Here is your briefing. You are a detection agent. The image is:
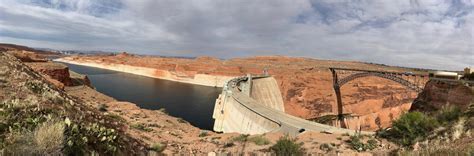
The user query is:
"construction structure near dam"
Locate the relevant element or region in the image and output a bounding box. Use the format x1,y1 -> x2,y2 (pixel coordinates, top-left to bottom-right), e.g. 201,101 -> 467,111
212,75 -> 370,136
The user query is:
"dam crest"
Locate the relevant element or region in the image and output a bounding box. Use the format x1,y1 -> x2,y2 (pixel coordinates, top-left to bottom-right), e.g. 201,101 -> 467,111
212,74 -> 372,136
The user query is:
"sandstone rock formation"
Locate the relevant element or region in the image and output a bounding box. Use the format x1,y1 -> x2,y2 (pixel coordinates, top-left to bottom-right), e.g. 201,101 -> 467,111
59,54 -> 427,131
26,62 -> 73,86
411,80 -> 474,112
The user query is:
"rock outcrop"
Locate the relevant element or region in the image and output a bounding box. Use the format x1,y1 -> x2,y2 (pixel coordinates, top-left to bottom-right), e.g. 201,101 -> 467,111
26,62 -> 73,86
411,80 -> 474,112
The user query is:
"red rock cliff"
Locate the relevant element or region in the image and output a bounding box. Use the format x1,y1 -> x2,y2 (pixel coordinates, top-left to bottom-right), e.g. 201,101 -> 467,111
411,80 -> 474,111
26,62 -> 73,86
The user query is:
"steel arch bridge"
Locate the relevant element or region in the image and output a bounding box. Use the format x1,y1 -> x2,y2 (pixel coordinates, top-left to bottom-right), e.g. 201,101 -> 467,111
329,68 -> 428,128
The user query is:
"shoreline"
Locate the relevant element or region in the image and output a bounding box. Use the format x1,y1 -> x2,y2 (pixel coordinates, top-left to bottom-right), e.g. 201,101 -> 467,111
55,57 -> 235,87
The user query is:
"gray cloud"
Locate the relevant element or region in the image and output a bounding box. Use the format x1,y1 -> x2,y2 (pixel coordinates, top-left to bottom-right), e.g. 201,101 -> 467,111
0,0 -> 472,70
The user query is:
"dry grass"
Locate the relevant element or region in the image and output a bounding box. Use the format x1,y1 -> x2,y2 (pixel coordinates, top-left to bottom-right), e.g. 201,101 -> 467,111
451,117 -> 466,141
4,120 -> 65,155
34,120 -> 65,155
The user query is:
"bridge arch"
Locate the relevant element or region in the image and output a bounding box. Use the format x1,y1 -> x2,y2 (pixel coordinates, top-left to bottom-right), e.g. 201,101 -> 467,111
337,72 -> 422,92
329,68 -> 427,128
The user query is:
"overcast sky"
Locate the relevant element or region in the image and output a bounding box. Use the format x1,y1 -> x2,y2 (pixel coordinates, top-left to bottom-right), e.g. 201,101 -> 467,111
0,0 -> 472,70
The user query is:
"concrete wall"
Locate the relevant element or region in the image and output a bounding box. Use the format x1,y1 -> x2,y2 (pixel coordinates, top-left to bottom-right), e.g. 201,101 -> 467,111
250,78 -> 285,112
213,75 -> 373,136
213,90 -> 281,134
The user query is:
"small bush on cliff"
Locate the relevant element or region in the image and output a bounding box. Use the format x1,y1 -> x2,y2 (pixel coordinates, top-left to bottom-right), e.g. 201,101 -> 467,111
378,111 -> 439,147
34,120 -> 65,155
130,123 -> 153,132
465,104 -> 474,118
249,135 -> 270,145
319,143 -> 333,152
98,104 -> 108,112
198,131 -> 209,137
177,118 -> 187,123
64,121 -> 121,155
25,81 -> 46,94
270,136 -> 304,156
347,135 -> 377,152
232,134 -> 249,142
436,106 -> 463,125
150,143 -> 166,153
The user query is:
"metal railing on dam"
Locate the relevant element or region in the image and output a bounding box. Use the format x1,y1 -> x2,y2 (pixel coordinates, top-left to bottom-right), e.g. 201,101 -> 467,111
212,74 -> 373,136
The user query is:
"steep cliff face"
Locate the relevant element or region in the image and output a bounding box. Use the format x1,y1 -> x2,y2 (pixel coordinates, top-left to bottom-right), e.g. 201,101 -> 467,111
69,70 -> 92,87
411,80 -> 474,112
275,69 -> 418,131
26,62 -> 73,86
340,78 -> 417,130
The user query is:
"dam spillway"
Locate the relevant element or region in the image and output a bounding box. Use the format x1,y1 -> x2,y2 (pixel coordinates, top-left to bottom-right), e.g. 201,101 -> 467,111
213,75 -> 284,134
213,75 -> 373,136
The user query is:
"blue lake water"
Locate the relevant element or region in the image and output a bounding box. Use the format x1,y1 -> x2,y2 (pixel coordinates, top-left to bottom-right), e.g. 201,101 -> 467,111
64,63 -> 221,130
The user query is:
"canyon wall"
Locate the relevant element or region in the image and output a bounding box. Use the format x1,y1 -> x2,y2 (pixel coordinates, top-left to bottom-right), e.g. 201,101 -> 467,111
57,54 -> 425,131
55,58 -> 234,87
275,69 -> 418,131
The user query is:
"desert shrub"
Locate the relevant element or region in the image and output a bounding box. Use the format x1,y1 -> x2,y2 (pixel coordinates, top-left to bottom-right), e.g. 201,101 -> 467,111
98,104 -> 108,112
319,143 -> 333,152
106,113 -> 126,123
436,106 -> 463,125
3,131 -> 36,155
248,135 -> 270,145
158,108 -> 167,114
64,122 -> 120,155
466,104 -> 474,118
25,81 -> 46,94
150,143 -> 166,153
130,123 -> 153,132
348,135 -> 377,152
223,142 -> 235,148
232,134 -> 249,142
270,136 -> 304,156
198,131 -> 209,137
148,123 -> 161,128
3,119 -> 64,155
177,118 -> 187,123
378,111 -> 439,147
34,120 -> 65,155
366,139 -> 377,149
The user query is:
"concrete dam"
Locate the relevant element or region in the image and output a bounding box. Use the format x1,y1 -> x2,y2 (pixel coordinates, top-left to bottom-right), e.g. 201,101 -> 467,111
212,75 -> 372,136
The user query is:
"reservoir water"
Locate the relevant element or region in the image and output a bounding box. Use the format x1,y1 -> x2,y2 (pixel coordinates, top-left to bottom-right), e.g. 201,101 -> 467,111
64,63 -> 221,130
